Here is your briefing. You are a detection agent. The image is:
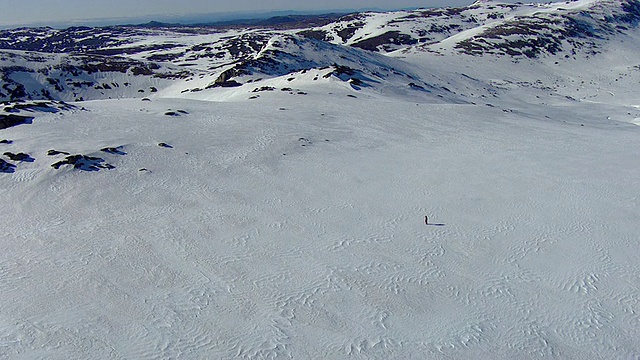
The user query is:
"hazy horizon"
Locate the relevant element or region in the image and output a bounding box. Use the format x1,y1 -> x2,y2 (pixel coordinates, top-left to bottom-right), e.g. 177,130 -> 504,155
1,0 -> 522,28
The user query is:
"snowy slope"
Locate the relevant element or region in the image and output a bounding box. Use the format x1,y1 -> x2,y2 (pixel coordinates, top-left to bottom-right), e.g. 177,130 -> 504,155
2,0 -> 640,104
1,0 -> 640,358
1,89 -> 639,359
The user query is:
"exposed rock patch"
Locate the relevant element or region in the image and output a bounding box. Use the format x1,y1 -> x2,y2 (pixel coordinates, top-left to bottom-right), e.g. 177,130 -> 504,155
51,154 -> 115,171
3,152 -> 34,162
0,158 -> 15,173
100,146 -> 126,155
47,149 -> 70,156
0,114 -> 33,130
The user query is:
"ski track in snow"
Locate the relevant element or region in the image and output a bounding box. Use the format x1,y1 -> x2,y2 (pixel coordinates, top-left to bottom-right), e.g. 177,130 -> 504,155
1,93 -> 640,359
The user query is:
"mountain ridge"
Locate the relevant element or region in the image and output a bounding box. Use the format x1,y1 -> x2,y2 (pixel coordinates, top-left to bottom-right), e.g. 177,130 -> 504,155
1,0 -> 639,103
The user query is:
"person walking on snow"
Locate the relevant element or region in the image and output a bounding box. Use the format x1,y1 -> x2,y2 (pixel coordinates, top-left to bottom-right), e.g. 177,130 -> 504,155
424,215 -> 428,225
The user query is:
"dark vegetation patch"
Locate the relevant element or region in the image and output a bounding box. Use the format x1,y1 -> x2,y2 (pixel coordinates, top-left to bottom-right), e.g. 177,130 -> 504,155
454,2 -> 640,58
71,56 -> 162,75
336,13 -> 367,23
455,17 -> 571,57
147,52 -> 185,62
0,26 -> 134,53
336,26 -> 361,42
1,51 -> 185,101
297,29 -> 334,42
152,70 -> 192,80
218,33 -> 270,58
87,43 -> 180,57
352,31 -> 418,52
0,66 -> 32,100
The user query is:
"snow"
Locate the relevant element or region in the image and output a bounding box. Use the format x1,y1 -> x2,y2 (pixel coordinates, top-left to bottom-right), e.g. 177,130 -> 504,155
1,83 -> 640,358
1,0 -> 640,357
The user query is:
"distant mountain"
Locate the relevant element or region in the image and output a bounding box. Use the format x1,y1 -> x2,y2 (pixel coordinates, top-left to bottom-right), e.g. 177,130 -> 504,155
136,21 -> 183,28
192,14 -> 346,30
304,0 -> 640,55
1,0 -> 639,102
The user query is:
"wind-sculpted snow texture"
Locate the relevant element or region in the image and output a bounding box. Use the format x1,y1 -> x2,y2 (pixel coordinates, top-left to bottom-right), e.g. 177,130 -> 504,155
1,0 -> 640,358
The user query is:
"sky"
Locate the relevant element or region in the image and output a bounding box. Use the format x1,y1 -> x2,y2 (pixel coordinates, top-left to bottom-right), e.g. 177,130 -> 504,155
0,0 -> 519,28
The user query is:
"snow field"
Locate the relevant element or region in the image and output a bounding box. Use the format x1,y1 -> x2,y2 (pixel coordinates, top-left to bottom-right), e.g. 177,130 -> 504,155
1,91 -> 639,358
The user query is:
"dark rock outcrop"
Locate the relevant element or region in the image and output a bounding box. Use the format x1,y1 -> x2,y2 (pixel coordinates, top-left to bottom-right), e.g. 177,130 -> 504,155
3,152 -> 34,162
47,149 -> 70,156
100,147 -> 126,155
51,154 -> 115,171
0,158 -> 16,173
352,31 -> 418,52
0,114 -> 33,130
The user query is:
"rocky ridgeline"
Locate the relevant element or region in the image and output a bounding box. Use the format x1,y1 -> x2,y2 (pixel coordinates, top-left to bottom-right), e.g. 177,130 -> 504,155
451,0 -> 640,58
0,51 -> 191,101
0,0 -> 639,102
